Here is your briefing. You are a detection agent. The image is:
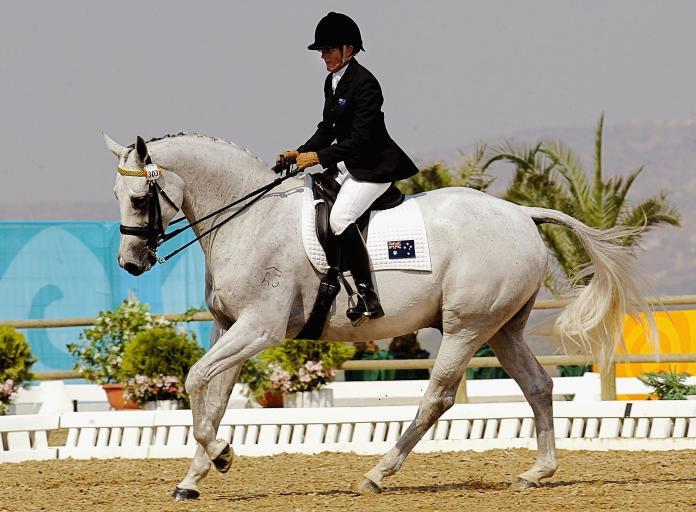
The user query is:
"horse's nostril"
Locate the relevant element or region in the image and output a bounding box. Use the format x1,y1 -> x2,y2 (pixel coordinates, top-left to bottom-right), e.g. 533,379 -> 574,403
124,262 -> 144,276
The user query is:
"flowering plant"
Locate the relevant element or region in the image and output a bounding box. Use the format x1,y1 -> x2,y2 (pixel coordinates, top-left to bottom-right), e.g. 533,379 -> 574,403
270,360 -> 336,393
257,339 -> 354,395
124,375 -> 186,404
67,297 -> 171,384
119,327 -> 203,406
0,326 -> 36,414
0,379 -> 18,415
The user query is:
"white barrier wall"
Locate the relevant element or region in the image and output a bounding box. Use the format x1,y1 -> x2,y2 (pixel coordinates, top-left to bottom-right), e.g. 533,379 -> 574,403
1,401 -> 695,463
14,373 -> 691,414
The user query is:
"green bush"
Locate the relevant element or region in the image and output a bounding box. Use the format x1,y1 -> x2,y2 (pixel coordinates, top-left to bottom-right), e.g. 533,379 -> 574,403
261,339 -> 354,376
0,326 -> 37,414
67,297 -> 172,384
120,327 -> 204,380
639,369 -> 696,400
120,327 -> 204,406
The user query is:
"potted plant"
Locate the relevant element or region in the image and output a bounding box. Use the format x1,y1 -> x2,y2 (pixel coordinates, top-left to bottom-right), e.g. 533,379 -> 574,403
638,369 -> 696,400
261,339 -> 354,408
67,297 -> 172,409
238,357 -> 283,408
120,327 -> 204,409
0,326 -> 36,415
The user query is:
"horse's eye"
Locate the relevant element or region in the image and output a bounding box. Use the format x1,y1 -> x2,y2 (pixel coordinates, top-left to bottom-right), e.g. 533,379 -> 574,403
131,195 -> 148,210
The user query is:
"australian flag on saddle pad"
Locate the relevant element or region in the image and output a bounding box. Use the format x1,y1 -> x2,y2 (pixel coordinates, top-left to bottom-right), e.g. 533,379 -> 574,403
387,240 -> 416,259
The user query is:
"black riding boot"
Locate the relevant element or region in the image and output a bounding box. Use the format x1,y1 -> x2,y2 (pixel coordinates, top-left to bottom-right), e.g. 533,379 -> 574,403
336,223 -> 385,326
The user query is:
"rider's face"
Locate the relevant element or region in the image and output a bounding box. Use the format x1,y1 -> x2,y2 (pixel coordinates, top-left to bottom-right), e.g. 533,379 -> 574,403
320,46 -> 353,73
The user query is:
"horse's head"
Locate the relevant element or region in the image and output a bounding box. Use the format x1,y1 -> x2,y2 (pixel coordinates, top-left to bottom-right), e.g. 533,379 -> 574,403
104,134 -> 185,276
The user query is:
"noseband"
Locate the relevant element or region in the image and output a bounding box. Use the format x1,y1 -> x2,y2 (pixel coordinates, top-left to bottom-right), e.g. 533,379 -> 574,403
117,163 -> 179,256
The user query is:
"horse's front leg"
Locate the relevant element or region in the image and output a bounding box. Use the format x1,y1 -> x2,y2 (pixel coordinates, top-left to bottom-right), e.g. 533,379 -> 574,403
174,361 -> 241,500
185,316 -> 284,468
170,322 -> 241,500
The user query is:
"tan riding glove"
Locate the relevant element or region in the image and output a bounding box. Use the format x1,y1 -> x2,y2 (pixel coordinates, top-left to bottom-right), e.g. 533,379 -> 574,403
276,150 -> 299,164
296,151 -> 320,170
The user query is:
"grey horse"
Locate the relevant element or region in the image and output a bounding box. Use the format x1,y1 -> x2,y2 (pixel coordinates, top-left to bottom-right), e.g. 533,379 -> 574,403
104,132 -> 653,500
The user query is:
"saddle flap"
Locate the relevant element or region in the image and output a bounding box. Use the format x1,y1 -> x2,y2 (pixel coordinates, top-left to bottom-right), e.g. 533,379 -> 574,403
303,174 -> 431,274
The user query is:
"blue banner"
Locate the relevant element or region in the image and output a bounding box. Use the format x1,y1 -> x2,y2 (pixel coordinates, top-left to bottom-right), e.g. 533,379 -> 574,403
0,221 -> 211,372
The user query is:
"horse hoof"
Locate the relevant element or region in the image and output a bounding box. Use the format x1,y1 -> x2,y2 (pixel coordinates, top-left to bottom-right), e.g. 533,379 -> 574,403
352,477 -> 382,494
172,486 -> 200,501
511,477 -> 540,491
212,442 -> 234,473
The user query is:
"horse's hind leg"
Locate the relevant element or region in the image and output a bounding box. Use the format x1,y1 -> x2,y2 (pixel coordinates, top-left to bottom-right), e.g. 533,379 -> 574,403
355,327 -> 486,494
487,294 -> 558,489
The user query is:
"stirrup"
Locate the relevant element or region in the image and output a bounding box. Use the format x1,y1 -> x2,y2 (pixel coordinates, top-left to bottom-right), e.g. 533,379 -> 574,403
346,292 -> 385,327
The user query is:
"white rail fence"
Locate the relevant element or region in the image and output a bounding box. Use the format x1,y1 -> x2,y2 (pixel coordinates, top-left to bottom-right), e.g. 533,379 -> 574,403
2,401 -> 695,463
14,373 -> 696,415
7,294 -> 696,402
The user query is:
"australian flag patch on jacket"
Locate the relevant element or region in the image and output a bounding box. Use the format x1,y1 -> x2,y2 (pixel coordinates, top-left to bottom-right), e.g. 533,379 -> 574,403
387,240 -> 416,259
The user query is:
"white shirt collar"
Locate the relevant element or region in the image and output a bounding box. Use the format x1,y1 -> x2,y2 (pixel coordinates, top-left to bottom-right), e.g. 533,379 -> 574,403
331,62 -> 350,93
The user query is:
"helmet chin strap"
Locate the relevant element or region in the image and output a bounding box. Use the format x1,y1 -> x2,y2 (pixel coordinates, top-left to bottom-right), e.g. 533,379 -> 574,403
340,45 -> 353,66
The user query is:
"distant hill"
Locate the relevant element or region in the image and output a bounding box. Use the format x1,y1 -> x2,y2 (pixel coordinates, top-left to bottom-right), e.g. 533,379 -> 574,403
413,119 -> 696,296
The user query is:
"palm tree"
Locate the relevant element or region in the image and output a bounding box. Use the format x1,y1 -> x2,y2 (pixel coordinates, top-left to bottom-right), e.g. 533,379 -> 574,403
482,114 -> 681,296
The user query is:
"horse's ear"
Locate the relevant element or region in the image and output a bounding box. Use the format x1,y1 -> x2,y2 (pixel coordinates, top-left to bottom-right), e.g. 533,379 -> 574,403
135,136 -> 152,166
103,132 -> 127,159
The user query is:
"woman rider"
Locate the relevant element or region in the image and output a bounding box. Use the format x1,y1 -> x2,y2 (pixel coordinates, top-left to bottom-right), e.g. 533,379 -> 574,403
277,12 -> 418,326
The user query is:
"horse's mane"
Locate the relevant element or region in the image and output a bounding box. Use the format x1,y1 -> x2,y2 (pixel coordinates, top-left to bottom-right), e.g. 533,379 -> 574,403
127,132 -> 265,165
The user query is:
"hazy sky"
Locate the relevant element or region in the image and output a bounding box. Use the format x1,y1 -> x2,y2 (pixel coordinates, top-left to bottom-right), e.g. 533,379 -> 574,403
1,1 -> 695,212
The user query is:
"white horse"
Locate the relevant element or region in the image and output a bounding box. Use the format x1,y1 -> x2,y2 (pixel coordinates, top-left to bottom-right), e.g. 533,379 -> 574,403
104,132 -> 653,500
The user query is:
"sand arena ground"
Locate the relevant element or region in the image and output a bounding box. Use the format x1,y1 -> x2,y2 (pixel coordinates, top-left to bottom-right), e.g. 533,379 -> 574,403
1,449 -> 695,512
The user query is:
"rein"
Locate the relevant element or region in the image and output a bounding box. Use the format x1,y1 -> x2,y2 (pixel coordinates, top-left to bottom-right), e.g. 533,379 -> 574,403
117,158 -> 300,264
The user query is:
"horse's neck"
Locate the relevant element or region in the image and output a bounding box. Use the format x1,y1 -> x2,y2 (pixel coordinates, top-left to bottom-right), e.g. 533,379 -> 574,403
152,136 -> 280,245
155,137 -> 273,214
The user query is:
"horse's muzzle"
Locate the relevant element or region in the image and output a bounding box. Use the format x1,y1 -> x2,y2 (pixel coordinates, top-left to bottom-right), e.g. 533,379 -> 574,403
123,262 -> 145,276
122,253 -> 156,276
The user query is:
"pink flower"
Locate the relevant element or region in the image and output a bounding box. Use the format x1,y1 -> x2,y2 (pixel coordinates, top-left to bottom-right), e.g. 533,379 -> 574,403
304,360 -> 323,373
135,375 -> 149,385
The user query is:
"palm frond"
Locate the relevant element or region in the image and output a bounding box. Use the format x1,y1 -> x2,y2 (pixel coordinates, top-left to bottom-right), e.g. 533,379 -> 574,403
593,113 -> 605,198
539,142 -> 592,215
620,193 -> 682,229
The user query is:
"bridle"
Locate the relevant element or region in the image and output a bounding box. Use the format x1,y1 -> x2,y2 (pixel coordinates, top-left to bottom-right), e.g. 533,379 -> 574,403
117,163 -> 179,259
117,157 -> 300,264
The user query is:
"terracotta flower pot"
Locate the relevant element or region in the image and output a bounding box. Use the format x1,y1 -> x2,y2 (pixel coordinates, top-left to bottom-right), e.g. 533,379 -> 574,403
102,383 -> 140,410
256,390 -> 284,408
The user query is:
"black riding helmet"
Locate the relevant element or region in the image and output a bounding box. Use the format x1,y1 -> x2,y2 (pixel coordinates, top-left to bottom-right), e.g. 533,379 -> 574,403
307,12 -> 364,53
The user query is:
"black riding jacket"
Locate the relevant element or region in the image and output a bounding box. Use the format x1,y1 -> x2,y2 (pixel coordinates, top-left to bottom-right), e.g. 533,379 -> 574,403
297,59 -> 418,183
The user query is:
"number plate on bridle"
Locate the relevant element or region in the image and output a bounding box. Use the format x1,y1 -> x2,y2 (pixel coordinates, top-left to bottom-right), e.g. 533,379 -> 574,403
145,163 -> 160,181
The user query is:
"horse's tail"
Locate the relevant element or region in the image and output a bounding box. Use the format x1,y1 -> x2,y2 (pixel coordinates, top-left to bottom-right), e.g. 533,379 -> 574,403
522,206 -> 657,369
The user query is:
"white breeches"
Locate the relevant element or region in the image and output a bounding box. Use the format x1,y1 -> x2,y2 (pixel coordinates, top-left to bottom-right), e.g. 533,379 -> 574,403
329,164 -> 390,235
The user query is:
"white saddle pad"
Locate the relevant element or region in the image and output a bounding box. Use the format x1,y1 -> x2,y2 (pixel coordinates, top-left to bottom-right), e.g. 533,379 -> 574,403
302,175 -> 432,273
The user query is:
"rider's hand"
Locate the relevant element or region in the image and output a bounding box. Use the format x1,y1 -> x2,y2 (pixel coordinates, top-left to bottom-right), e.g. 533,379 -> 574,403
276,150 -> 299,165
296,151 -> 320,170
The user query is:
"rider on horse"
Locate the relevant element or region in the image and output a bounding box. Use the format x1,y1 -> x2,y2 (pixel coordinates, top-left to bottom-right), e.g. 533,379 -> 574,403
277,12 -> 419,325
